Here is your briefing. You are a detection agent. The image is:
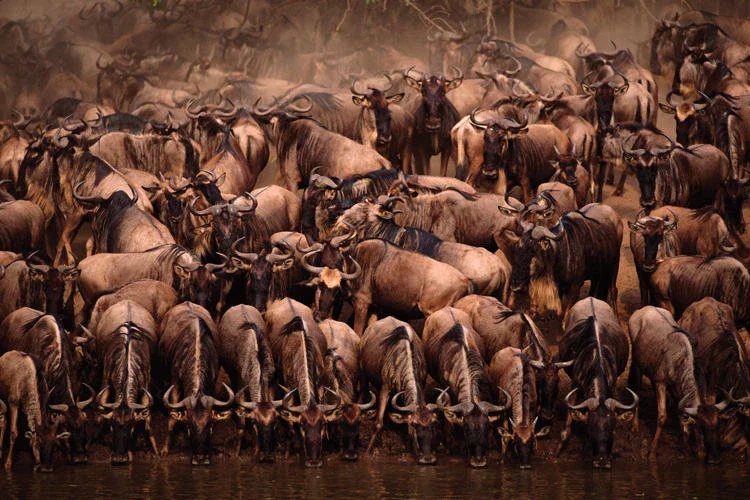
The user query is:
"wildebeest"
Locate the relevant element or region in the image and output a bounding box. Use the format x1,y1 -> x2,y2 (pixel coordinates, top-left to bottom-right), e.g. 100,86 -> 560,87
556,298 -> 638,469
349,239 -> 471,335
0,351 -> 69,472
334,197 -> 510,298
85,279 -> 179,334
467,110 -> 569,201
159,302 -> 234,465
216,305 -> 281,461
510,203 -> 623,319
360,316 -> 440,465
264,298 -> 341,467
650,256 -> 750,326
91,300 -> 158,464
629,306 -> 730,463
0,199 -> 45,254
72,185 -> 175,255
320,318 -> 375,461
489,347 -> 546,468
0,307 -> 94,465
679,298 -> 750,457
403,66 -> 463,176
452,294 -> 571,428
422,307 -> 510,468
250,98 -> 391,192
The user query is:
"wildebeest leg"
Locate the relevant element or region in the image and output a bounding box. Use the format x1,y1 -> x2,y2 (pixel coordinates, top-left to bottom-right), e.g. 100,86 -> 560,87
161,418 -> 176,456
400,145 -> 412,174
0,410 -> 4,460
413,148 -> 427,176
595,161 -> 606,203
145,417 -> 159,456
55,213 -> 85,265
280,162 -> 300,193
614,169 -> 627,196
352,294 -> 371,336
521,178 -> 533,205
366,386 -> 390,454
439,150 -> 450,178
4,404 -> 18,471
85,237 -> 94,258
234,414 -> 246,457
637,270 -> 650,307
649,383 -> 667,459
555,410 -> 573,458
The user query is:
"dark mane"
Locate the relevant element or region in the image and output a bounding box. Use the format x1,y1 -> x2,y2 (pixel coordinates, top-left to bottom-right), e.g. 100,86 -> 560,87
280,315 -> 318,403
565,313 -> 618,398
365,218 -> 443,259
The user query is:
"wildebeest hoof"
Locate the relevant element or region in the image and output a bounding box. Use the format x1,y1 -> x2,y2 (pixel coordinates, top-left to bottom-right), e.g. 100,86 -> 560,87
305,459 -> 323,467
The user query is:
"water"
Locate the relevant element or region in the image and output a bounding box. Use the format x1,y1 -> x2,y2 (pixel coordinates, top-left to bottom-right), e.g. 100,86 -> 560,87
2,459 -> 749,499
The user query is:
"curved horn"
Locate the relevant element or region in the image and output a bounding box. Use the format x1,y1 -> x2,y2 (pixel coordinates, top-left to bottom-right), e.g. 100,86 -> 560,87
282,388 -> 305,413
286,95 -> 313,114
605,387 -> 639,412
250,97 -> 277,117
565,388 -> 597,411
230,237 -> 258,261
76,383 -> 95,410
665,208 -> 679,229
96,386 -> 119,410
162,386 -> 187,410
188,196 -> 218,217
350,76 -> 367,97
73,181 -> 103,205
207,383 -> 235,409
340,256 -> 361,281
319,387 -> 343,413
381,72 -> 394,94
357,390 -> 377,411
469,107 -> 494,130
531,223 -> 564,241
236,386 -> 257,411
390,391 -> 416,413
128,389 -> 153,411
300,248 -> 325,275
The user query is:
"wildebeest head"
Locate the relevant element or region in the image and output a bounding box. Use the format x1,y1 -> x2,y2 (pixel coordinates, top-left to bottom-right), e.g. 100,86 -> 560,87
659,91 -> 711,146
351,74 -> 404,153
628,209 -> 679,272
25,253 -> 80,319
510,223 -> 564,317
650,19 -> 684,75
722,176 -> 749,235
35,405 -> 71,473
565,387 -> 639,469
190,169 -> 226,205
551,144 -> 581,188
581,70 -> 629,131
189,192 -> 258,258
680,393 -> 732,465
173,259 -> 228,310
96,386 -> 153,465
249,95 -> 313,141
235,388 -> 285,463
682,23 -> 726,59
389,391 -> 442,465
142,173 -> 192,229
230,238 -> 294,312
622,131 -> 676,211
278,388 -> 343,467
441,388 -> 511,468
336,390 -> 376,461
163,384 -> 234,465
469,109 -> 529,178
298,235 -> 361,321
404,65 -> 463,133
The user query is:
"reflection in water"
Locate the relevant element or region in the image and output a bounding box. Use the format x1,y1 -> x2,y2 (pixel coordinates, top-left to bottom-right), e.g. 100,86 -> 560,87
1,459 -> 748,498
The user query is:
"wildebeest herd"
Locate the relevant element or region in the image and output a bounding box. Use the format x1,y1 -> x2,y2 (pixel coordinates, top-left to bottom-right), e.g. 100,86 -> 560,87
0,0 -> 749,473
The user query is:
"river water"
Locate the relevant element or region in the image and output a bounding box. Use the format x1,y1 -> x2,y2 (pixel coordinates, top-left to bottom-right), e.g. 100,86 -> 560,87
2,459 -> 749,499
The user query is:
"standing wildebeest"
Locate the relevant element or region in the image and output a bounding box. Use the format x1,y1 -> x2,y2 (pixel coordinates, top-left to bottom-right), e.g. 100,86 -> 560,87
556,298 -> 638,469
622,132 -> 729,212
264,298 -> 341,467
361,317 -> 441,465
0,351 -> 70,472
453,294 -> 571,428
92,300 -> 158,465
0,199 -> 44,254
403,66 -> 463,176
76,244 -> 198,304
72,185 -> 175,255
468,110 -> 570,201
679,298 -> 750,457
422,308 -> 510,468
0,255 -> 80,326
159,302 -> 234,465
349,239 -> 471,335
217,305 -> 282,461
320,319 -> 376,461
0,307 -> 94,465
85,279 -> 179,333
250,98 -> 391,192
629,306 -> 730,463
350,75 -> 412,170
650,256 -> 750,325
510,203 -> 623,319
334,197 -> 510,298
490,347 -> 546,468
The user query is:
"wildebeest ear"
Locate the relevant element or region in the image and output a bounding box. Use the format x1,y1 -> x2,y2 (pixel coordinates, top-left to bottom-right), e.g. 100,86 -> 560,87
173,263 -> 191,279
581,82 -> 595,95
444,77 -> 463,92
387,93 -> 404,104
404,76 -> 422,92
614,83 -> 629,96
496,425 -> 512,438
278,408 -> 301,423
352,95 -> 369,107
362,409 -> 378,421
570,410 -> 588,422
535,425 -> 551,437
214,172 -> 226,187
627,221 -> 639,232
443,410 -> 463,425
388,412 -> 408,425
616,411 -> 634,422
659,103 -> 676,115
